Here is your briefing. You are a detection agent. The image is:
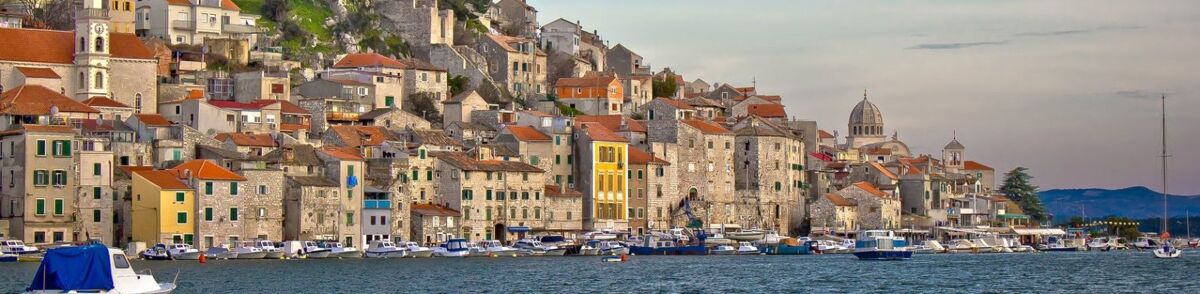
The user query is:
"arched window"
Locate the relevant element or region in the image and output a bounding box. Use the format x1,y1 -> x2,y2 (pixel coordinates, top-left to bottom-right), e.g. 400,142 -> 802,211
78,72 -> 85,89
79,37 -> 85,52
134,93 -> 143,113
95,37 -> 105,52
688,187 -> 698,201
94,72 -> 104,89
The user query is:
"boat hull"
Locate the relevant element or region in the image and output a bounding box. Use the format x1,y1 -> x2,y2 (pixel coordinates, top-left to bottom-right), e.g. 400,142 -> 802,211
854,250 -> 913,260
141,253 -> 172,261
760,243 -> 813,255
434,250 -> 471,257
489,249 -> 521,257
303,250 -> 332,259
408,250 -> 433,258
364,250 -> 407,258
169,251 -> 201,260
0,255 -> 16,262
333,251 -> 362,258
264,251 -> 285,259
234,251 -> 268,259
629,245 -> 707,256
543,248 -> 567,256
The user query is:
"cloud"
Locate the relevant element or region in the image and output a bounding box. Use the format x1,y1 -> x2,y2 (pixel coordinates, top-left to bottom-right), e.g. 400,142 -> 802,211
1015,25 -> 1144,37
906,41 -> 1008,50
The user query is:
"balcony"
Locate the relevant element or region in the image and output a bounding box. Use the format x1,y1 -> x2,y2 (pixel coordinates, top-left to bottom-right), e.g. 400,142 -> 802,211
364,200 -> 391,209
171,19 -> 193,30
947,207 -> 976,217
223,23 -> 263,34
76,8 -> 109,19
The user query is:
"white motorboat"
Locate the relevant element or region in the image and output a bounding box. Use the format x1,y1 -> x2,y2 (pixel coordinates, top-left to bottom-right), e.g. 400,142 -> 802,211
254,240 -> 285,259
1087,237 -> 1114,251
726,230 -> 766,242
468,243 -> 489,257
139,244 -> 171,261
735,241 -> 759,255
971,238 -> 1004,253
710,245 -> 737,255
583,231 -> 618,241
947,239 -> 980,253
300,241 -> 332,258
514,239 -> 566,256
480,240 -> 520,257
401,241 -> 433,258
26,245 -> 176,293
166,244 -> 201,260
598,241 -> 627,255
1133,237 -> 1162,250
233,241 -> 268,259
1,239 -> 39,255
836,239 -> 856,254
322,242 -> 361,258
364,241 -> 407,258
432,239 -> 471,257
204,247 -> 236,259
579,241 -> 601,256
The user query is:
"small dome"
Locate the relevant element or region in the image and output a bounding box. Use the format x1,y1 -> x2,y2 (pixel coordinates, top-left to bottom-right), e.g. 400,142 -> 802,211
849,97 -> 883,125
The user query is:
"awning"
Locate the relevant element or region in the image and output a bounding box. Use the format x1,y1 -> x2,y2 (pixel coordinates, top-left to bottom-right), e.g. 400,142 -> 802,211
506,226 -> 530,233
1012,228 -> 1066,236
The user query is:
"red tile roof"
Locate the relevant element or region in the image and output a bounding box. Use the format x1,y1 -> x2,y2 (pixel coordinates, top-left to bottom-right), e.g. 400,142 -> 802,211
825,193 -> 856,207
818,130 -> 834,139
627,147 -> 669,165
506,125 -> 551,141
747,103 -> 786,118
214,132 -> 276,147
578,122 -> 628,142
328,125 -> 393,147
545,185 -> 583,197
0,124 -> 75,136
0,85 -> 100,115
852,181 -> 889,199
82,96 -> 131,108
0,28 -> 154,64
434,151 -> 543,172
411,203 -> 461,217
681,119 -> 731,135
277,100 -> 309,115
574,115 -> 646,133
756,95 -> 782,103
320,146 -> 364,161
171,159 -> 247,181
654,97 -> 694,110
868,162 -> 898,180
134,114 -> 172,127
333,52 -> 409,69
555,75 -> 617,88
166,0 -> 191,6
133,170 -> 191,190
964,160 -> 993,170
14,67 -> 59,79
220,0 -> 240,10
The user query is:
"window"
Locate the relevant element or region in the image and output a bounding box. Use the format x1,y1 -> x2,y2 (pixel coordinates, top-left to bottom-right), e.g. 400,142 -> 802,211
346,212 -> 354,225
95,36 -> 104,52
204,182 -> 213,195
259,185 -> 268,195
53,198 -> 64,215
177,212 -> 187,224
93,187 -> 102,199
35,140 -> 46,156
230,182 -> 239,195
94,210 -> 101,222
486,190 -> 493,200
257,208 -> 266,218
35,198 -> 45,215
204,207 -> 213,221
175,192 -> 185,202
52,170 -> 67,186
522,172 -> 529,181
530,156 -> 539,165
34,232 -> 45,243
522,192 -> 529,200
230,208 -> 239,221
92,163 -> 102,176
94,72 -> 104,89
33,170 -> 49,186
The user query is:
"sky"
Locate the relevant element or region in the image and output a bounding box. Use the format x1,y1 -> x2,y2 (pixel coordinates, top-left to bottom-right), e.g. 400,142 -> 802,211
531,0 -> 1200,194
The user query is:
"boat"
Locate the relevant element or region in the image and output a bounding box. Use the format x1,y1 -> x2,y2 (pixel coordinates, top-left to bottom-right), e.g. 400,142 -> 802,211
0,252 -> 16,262
432,239 -> 472,257
1133,237 -> 1163,250
1087,237 -> 1115,251
165,244 -> 200,260
947,239 -> 980,253
710,245 -> 737,255
467,243 -> 489,257
579,241 -> 601,256
600,255 -> 625,262
479,240 -> 520,257
1,239 -> 40,255
852,230 -> 912,260
140,244 -> 171,261
583,231 -> 618,241
736,242 -> 759,255
299,241 -> 332,258
597,241 -> 627,255
26,244 -> 176,293
514,239 -> 566,256
1152,94 -> 1182,259
759,238 -> 813,255
628,232 -> 707,256
401,242 -> 433,258
322,242 -> 361,258
203,247 -> 236,259
727,230 -> 766,242
253,240 -> 285,259
1039,236 -> 1083,252
364,241 -> 407,258
231,242 -> 268,259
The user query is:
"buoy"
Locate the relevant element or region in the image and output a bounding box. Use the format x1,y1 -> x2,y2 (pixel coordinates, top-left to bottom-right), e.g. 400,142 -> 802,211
620,253 -> 628,262
199,254 -> 207,264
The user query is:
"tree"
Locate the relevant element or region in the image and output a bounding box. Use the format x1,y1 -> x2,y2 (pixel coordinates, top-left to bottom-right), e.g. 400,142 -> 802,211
652,73 -> 679,98
407,93 -> 443,124
447,75 -> 469,97
1000,167 -> 1048,223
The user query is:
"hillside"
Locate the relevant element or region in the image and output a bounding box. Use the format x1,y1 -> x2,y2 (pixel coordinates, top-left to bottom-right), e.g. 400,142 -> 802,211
1039,186 -> 1200,219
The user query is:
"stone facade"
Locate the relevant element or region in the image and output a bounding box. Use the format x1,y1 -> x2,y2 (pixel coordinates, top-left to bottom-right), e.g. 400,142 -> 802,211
0,127 -> 81,244
837,182 -> 901,230
77,137 -> 115,243
434,150 -> 545,243
283,177 -> 342,241
646,119 -> 736,227
732,117 -> 807,235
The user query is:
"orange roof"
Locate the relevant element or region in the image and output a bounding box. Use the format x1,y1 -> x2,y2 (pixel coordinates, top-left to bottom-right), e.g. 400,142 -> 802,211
15,67 -> 60,79
0,124 -> 75,136
555,75 -> 617,88
964,160 -> 993,170
171,159 -> 246,181
747,103 -> 786,118
868,162 -> 898,180
0,85 -> 99,115
220,0 -> 240,10
166,0 -> 191,6
186,89 -> 205,100
0,28 -> 153,64
82,96 -> 132,108
852,181 -> 889,199
277,100 -> 309,115
214,132 -> 276,147
681,119 -> 731,135
506,125 -> 551,141
134,114 -> 172,127
825,193 -> 856,207
655,97 -> 694,110
578,122 -> 627,142
756,95 -> 782,102
627,147 -> 669,165
574,115 -> 646,133
411,203 -> 460,217
320,146 -> 364,161
485,34 -> 531,52
133,170 -> 191,190
333,52 -> 406,69
818,130 -> 834,139
328,125 -> 392,147
545,185 -> 583,197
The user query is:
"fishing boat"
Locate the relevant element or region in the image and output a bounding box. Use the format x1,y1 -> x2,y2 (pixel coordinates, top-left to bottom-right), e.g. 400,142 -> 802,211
322,242 -> 361,258
288,241 -> 330,259
710,245 -> 737,255
1152,95 -> 1182,259
479,240 -> 519,257
628,233 -> 707,256
467,243 -> 489,257
139,244 -> 171,261
852,230 -> 912,260
401,241 -> 433,258
514,239 -> 567,256
1038,236 -> 1082,252
759,238 -> 813,255
0,252 -> 16,262
735,242 -> 759,255
164,244 -> 200,260
432,239 -> 471,257
364,241 -> 407,258
597,241 -> 628,255
25,244 -> 176,293
1133,237 -> 1163,250
579,241 -> 601,256
203,247 -> 235,259
1,239 -> 40,255
253,240 -> 285,259
583,231 -> 618,241
230,242 -> 268,259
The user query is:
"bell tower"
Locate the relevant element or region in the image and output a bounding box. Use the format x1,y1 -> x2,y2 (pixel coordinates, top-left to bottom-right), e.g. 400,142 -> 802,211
942,133 -> 966,173
73,0 -> 112,101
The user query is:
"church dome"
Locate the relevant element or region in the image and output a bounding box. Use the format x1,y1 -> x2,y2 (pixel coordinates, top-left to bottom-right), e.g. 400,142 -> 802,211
849,97 -> 883,125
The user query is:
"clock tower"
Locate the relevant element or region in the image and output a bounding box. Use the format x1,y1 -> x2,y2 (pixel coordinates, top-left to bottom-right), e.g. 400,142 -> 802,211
74,0 -> 112,101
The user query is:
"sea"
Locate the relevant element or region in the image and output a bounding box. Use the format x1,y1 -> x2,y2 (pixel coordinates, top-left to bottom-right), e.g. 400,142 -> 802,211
2,251 -> 1198,293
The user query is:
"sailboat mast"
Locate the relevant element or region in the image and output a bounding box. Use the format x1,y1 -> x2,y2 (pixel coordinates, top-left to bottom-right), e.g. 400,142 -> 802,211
1161,94 -> 1169,236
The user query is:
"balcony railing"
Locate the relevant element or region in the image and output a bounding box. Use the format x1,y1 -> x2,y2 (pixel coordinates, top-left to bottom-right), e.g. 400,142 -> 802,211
223,23 -> 263,34
171,19 -> 193,30
76,8 -> 109,19
364,200 -> 391,209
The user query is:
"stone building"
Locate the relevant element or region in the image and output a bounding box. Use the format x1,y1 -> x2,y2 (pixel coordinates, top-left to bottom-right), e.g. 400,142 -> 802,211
377,0 -> 455,60
135,0 -> 261,45
78,136 -> 115,243
316,147 -> 366,248
810,193 -> 858,234
732,116 -> 807,235
846,94 -> 887,149
627,147 -> 669,235
283,176 -> 342,242
0,125 -> 82,244
542,185 -> 583,238
606,44 -> 650,76
410,203 -> 460,246
837,182 -> 901,230
434,150 -> 545,242
168,159 -> 247,248
477,33 -> 547,100
646,118 -> 736,227
493,0 -> 539,38
494,125 -> 553,175
442,90 -> 490,128
359,108 -> 432,130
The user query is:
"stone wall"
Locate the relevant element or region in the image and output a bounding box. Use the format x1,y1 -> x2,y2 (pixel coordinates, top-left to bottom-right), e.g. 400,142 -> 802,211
238,169 -> 286,242
283,181 -> 342,241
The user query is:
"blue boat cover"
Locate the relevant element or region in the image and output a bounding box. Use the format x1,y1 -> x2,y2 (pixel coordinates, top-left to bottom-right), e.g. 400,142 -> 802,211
28,244 -> 114,291
507,226 -> 530,232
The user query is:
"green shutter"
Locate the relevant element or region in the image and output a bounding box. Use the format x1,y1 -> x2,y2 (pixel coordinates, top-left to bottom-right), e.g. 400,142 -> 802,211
348,165 -> 355,177
53,199 -> 63,215
35,140 -> 45,156
346,212 -> 354,225
93,163 -> 101,176
94,187 -> 102,199
230,182 -> 238,195
60,140 -> 71,156
93,210 -> 101,222
555,136 -> 560,145
205,182 -> 213,195
412,170 -> 419,181
486,190 -> 492,200
555,155 -> 561,164
567,156 -> 573,165
385,96 -> 395,107
426,170 -> 433,181
176,192 -> 185,202
567,175 -> 574,184
419,149 -> 426,159
462,190 -> 468,200
205,207 -> 213,221
177,212 -> 187,224
230,208 -> 239,221
535,192 -> 540,200
35,199 -> 45,215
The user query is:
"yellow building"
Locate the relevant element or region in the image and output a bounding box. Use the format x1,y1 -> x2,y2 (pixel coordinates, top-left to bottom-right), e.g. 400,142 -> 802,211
576,122 -> 629,231
131,169 -> 196,245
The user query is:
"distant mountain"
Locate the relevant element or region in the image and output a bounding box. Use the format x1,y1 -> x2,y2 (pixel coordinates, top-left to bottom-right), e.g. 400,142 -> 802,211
1040,186 -> 1200,219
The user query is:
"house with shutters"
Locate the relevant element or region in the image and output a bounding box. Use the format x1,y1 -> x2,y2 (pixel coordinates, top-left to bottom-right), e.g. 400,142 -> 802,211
130,169 -> 196,245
